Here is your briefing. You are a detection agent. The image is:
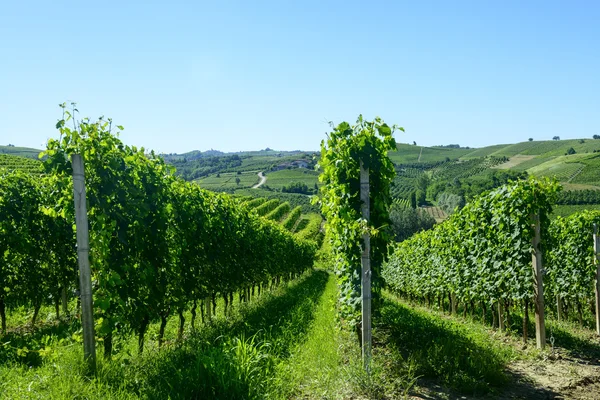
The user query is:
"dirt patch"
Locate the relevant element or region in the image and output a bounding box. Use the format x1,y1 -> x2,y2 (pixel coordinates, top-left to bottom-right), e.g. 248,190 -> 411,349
492,155 -> 536,170
409,320 -> 600,399
500,354 -> 600,399
421,206 -> 447,223
410,355 -> 600,399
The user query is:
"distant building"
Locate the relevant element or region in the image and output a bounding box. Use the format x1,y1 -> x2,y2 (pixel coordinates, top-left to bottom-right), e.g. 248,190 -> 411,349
273,160 -> 309,170
292,160 -> 309,168
274,163 -> 292,171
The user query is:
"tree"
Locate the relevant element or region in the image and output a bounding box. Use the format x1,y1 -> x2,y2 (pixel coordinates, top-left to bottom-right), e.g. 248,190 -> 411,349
235,177 -> 241,185
389,203 -> 435,242
553,136 -> 560,141
413,141 -> 417,146
529,138 -> 533,142
282,181 -> 309,194
416,174 -> 430,192
593,134 -> 600,140
415,189 -> 426,206
566,147 -> 576,155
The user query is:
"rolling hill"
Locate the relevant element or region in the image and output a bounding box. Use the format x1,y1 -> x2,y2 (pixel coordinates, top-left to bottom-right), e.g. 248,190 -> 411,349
5,138 -> 600,219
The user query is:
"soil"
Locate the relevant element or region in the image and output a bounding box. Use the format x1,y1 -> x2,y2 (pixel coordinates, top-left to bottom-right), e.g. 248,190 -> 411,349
410,339 -> 600,400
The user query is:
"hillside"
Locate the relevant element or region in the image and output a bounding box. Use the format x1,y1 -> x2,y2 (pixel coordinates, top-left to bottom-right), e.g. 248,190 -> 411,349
385,139 -> 600,220
6,138 -> 600,219
0,145 -> 42,159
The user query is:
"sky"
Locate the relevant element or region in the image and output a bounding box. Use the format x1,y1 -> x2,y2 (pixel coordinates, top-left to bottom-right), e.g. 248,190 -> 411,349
1,1 -> 599,153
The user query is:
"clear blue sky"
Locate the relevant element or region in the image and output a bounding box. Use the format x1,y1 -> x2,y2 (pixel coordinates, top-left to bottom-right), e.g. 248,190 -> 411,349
1,1 -> 599,153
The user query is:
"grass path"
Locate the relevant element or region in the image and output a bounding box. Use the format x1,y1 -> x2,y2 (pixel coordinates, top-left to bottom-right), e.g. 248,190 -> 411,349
269,270 -> 355,399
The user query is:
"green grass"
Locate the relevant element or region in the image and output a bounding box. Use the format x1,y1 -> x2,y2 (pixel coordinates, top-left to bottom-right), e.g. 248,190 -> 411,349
552,204 -> 600,218
461,144 -> 512,159
509,156 -> 554,171
269,270 -> 355,398
521,139 -> 600,157
377,293 -> 515,395
230,153 -> 315,173
488,141 -> 541,157
195,171 -> 260,190
0,145 -> 43,159
262,169 -> 320,191
388,144 -> 471,164
529,161 -> 584,181
0,270 -> 331,399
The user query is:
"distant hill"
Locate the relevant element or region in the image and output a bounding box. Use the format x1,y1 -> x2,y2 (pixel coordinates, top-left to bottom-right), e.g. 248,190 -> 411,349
0,145 -> 42,159
7,138 -> 600,219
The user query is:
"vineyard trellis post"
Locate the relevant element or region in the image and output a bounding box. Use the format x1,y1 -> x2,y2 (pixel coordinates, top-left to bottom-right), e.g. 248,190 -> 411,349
594,224 -> 600,336
360,160 -> 372,372
71,154 -> 97,372
531,212 -> 546,349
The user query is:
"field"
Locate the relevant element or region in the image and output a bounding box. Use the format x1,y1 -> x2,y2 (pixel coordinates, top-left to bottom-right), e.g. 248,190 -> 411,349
262,168 -> 321,191
460,144 -> 511,159
552,204 -> 600,218
491,154 -> 535,169
195,171 -> 260,190
0,154 -> 42,174
421,206 -> 447,222
0,145 -> 42,159
388,143 -> 472,164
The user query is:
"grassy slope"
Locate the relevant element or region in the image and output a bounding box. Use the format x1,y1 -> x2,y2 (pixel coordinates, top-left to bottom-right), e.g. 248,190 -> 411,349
263,168 -> 320,190
195,171 -> 260,190
389,143 -> 472,164
0,145 -> 43,159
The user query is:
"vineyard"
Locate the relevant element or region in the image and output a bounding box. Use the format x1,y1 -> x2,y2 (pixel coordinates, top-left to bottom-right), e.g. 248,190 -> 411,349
383,177 -> 600,343
0,154 -> 42,175
0,111 -> 317,366
3,119 -> 600,398
195,170 -> 260,190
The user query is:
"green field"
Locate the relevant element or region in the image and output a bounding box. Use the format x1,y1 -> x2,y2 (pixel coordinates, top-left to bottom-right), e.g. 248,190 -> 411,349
388,144 -> 472,164
263,168 -> 321,191
195,171 -> 260,190
0,145 -> 42,159
460,144 -> 511,159
552,204 -> 600,218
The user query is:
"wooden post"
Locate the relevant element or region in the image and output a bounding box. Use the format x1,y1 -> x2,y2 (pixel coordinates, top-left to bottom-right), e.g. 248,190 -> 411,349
556,295 -> 563,322
360,160 -> 371,372
205,297 -> 212,321
61,287 -> 68,317
498,301 -> 505,332
531,212 -> 546,349
594,224 -> 600,336
71,154 -> 96,372
451,293 -> 457,315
